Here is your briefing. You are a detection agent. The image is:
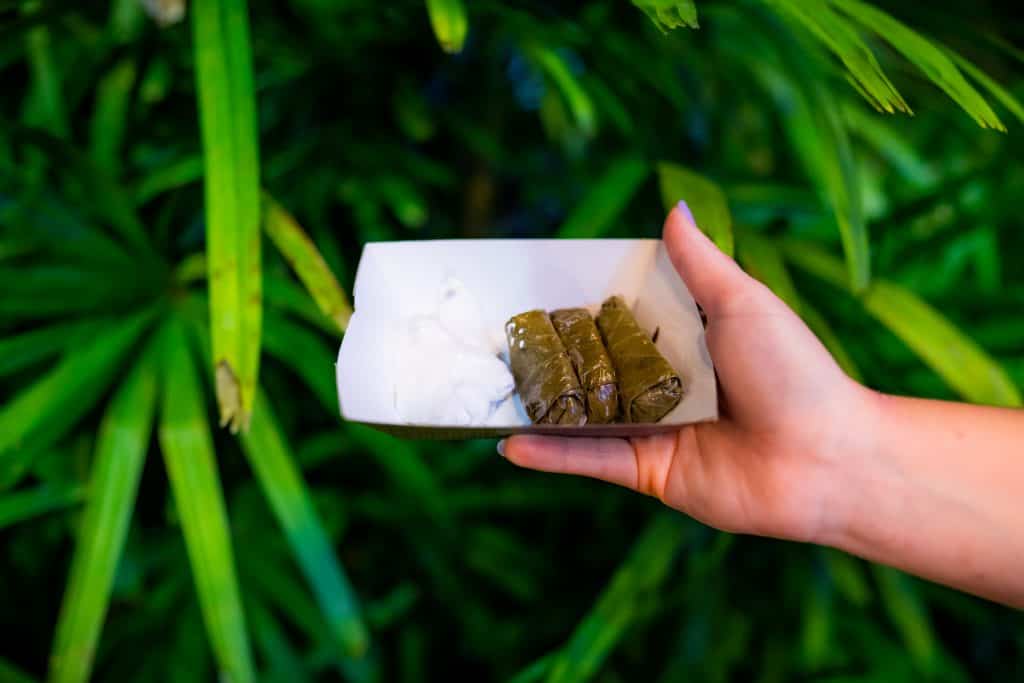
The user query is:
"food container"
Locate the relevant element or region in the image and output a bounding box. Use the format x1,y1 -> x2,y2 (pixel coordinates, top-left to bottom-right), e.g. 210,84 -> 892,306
335,239 -> 718,439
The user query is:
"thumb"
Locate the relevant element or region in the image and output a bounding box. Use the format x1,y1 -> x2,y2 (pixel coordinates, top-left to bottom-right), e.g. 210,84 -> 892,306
662,201 -> 753,316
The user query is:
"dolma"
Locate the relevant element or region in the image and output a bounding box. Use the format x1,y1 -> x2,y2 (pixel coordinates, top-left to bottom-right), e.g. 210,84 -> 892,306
550,308 -> 619,424
506,310 -> 587,425
596,295 -> 683,423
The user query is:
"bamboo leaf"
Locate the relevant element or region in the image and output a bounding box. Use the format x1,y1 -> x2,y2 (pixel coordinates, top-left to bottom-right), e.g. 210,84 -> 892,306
0,319 -> 100,379
766,0 -> 909,113
558,158 -> 648,238
830,0 -> 1005,131
0,265 -> 151,317
784,242 -> 1021,407
872,566 -> 937,671
631,0 -> 698,32
529,46 -> 596,138
425,0 -> 468,55
546,514 -> 692,683
741,27 -> 870,291
240,391 -> 369,658
657,162 -> 734,257
193,0 -> 262,433
0,312 -> 152,458
510,653 -> 557,683
824,549 -> 871,607
89,58 -> 136,177
840,103 -> 937,188
800,575 -> 831,669
157,318 -> 255,683
0,482 -> 83,529
25,23 -> 68,138
948,50 -> 1024,125
263,195 -> 351,333
861,280 -> 1022,407
794,87 -> 868,292
48,344 -> 158,683
0,447 -> 47,491
134,155 -> 204,205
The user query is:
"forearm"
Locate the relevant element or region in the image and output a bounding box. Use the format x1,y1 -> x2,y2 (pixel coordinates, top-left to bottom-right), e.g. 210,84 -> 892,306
822,388 -> 1024,608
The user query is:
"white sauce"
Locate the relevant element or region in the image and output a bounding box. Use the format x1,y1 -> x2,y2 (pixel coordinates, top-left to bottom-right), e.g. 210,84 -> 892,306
392,277 -> 516,426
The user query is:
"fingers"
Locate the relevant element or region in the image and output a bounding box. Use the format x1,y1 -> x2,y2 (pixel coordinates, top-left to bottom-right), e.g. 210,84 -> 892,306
500,432 -> 679,500
501,435 -> 639,490
662,201 -> 752,317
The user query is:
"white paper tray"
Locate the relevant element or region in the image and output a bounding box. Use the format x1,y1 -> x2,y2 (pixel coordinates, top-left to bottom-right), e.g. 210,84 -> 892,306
335,239 -> 718,439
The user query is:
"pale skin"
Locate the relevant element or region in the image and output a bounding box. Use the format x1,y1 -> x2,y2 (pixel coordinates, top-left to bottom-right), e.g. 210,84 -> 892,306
500,203 -> 1024,609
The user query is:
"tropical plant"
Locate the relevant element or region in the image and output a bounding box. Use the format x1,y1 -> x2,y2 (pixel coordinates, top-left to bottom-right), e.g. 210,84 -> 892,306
1,0 -> 1022,681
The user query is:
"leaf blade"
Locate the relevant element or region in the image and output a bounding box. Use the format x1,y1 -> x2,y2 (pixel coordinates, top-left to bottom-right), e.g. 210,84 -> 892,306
631,0 -> 698,32
546,514 -> 691,683
657,162 -> 734,257
862,281 -> 1022,407
263,195 -> 351,333
193,0 -> 263,432
558,158 -> 648,239
157,318 -> 255,683
0,482 -> 83,530
765,0 -> 908,113
240,391 -> 369,657
0,312 -> 152,458
48,344 -> 159,683
948,50 -> 1024,125
529,46 -> 597,139
426,0 -> 468,55
784,243 -> 1021,407
831,0 -> 1005,130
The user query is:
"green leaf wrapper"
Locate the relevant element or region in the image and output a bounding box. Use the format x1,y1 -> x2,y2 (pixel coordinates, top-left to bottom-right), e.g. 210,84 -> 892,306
550,308 -> 619,424
596,296 -> 683,423
506,310 -> 587,425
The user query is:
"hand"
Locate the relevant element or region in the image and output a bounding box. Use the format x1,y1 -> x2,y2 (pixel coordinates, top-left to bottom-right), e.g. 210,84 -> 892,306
500,202 -> 873,544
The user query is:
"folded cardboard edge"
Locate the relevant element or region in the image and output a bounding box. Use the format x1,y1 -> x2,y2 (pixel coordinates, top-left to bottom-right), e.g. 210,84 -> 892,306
352,415 -> 718,441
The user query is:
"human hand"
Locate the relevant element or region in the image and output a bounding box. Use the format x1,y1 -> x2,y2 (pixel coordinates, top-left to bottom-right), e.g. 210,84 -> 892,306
500,202 -> 873,544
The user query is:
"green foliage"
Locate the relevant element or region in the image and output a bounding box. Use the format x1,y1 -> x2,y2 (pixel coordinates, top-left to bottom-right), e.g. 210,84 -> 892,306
558,157 -> 648,238
545,514 -> 692,683
426,0 -> 469,55
157,318 -> 255,682
831,0 -> 1006,130
48,344 -> 158,683
632,0 -> 699,32
657,162 -> 735,257
262,195 -> 351,333
193,0 -> 262,432
766,0 -> 909,114
1,0 -> 1023,681
240,392 -> 369,658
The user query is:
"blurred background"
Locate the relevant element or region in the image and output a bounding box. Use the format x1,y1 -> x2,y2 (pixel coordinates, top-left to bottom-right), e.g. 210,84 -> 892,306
1,0 -> 1023,681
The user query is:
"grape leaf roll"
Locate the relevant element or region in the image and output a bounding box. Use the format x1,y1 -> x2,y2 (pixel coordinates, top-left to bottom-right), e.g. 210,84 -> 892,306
596,295 -> 683,423
506,310 -> 587,425
550,308 -> 619,424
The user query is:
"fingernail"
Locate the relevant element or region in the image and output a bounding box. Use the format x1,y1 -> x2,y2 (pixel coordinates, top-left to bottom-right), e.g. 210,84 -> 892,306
496,439 -> 507,457
676,199 -> 695,225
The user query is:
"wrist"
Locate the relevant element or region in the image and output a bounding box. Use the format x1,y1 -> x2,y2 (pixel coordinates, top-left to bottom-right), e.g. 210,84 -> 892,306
809,381 -> 888,548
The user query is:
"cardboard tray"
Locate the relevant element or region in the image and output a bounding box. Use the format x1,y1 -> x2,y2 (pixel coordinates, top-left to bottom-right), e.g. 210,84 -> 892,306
335,239 -> 718,439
